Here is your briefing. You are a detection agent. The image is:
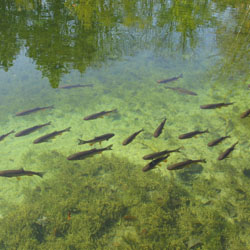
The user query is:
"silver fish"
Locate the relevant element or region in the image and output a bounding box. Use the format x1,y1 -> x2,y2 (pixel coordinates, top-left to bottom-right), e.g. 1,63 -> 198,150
15,122 -> 51,137
0,168 -> 44,178
33,127 -> 70,144
16,105 -> 54,116
67,145 -> 113,160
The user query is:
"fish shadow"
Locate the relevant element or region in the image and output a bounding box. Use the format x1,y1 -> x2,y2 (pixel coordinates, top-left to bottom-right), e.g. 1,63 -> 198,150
177,164 -> 203,183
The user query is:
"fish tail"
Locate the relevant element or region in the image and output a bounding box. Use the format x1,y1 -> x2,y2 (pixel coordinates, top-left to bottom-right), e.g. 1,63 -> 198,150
179,73 -> 183,78
37,172 -> 45,178
65,127 -> 71,132
10,130 -> 15,134
48,105 -> 54,109
78,139 -> 86,145
204,129 -> 209,133
106,144 -> 113,150
201,159 -> 206,163
176,147 -> 182,152
46,121 -> 52,125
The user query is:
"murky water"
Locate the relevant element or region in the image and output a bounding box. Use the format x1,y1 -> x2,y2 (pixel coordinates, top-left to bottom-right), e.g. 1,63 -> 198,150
0,0 -> 249,249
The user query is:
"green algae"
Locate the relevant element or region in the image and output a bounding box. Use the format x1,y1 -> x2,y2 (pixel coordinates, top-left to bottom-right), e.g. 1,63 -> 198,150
0,152 -> 250,249
0,0 -> 249,249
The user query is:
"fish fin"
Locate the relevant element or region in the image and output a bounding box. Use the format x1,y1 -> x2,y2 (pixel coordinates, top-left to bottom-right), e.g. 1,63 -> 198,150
163,159 -> 168,163
99,142 -> 102,145
67,211 -> 71,220
37,172 -> 45,178
89,143 -> 94,146
16,177 -> 21,180
98,152 -> 102,154
100,116 -> 104,118
158,164 -> 162,166
195,135 -> 198,138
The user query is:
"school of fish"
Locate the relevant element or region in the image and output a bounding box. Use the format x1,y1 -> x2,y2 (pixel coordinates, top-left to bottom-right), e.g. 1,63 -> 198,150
0,74 -> 248,179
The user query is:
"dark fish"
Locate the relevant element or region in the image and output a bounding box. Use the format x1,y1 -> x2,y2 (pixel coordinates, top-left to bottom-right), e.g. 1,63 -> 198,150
143,148 -> 181,160
59,84 -> 93,89
218,141 -> 238,161
67,144 -> 113,160
179,129 -> 209,139
122,129 -> 144,146
15,122 -> 51,137
33,127 -> 71,144
200,103 -> 234,109
142,155 -> 169,172
248,84 -> 250,89
240,109 -> 250,118
78,133 -> 115,145
167,159 -> 206,170
0,130 -> 14,141
0,168 -> 44,178
16,105 -> 54,116
83,109 -> 117,120
165,86 -> 197,96
207,136 -> 230,147
157,74 -> 183,84
154,118 -> 166,138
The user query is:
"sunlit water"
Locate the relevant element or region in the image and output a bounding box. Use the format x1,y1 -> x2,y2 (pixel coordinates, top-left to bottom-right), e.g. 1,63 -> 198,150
0,0 -> 249,249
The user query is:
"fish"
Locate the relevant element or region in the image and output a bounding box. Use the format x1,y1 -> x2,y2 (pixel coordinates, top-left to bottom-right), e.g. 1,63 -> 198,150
157,74 -> 183,84
240,109 -> 250,118
143,148 -> 181,160
167,159 -> 206,170
122,129 -> 144,146
200,103 -> 234,109
0,130 -> 15,141
67,144 -> 113,160
33,127 -> 71,144
16,105 -> 54,116
248,84 -> 250,89
165,86 -> 197,96
153,118 -> 166,138
78,133 -> 115,145
83,109 -> 117,120
0,168 -> 44,178
218,141 -> 238,161
59,84 -> 93,89
207,136 -> 230,147
142,155 -> 169,172
179,129 -> 209,139
15,122 -> 51,137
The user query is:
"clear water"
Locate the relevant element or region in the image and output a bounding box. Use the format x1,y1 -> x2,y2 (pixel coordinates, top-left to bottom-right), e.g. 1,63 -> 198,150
0,0 -> 249,249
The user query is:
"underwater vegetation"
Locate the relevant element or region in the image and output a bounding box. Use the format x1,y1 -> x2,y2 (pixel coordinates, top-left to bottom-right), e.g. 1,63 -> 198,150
0,152 -> 250,249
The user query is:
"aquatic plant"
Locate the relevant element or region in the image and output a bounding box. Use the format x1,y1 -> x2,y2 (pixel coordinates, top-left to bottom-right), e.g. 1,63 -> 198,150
0,151 -> 249,249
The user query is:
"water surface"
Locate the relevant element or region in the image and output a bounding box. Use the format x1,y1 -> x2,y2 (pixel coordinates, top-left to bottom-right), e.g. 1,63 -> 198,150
0,0 -> 249,249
